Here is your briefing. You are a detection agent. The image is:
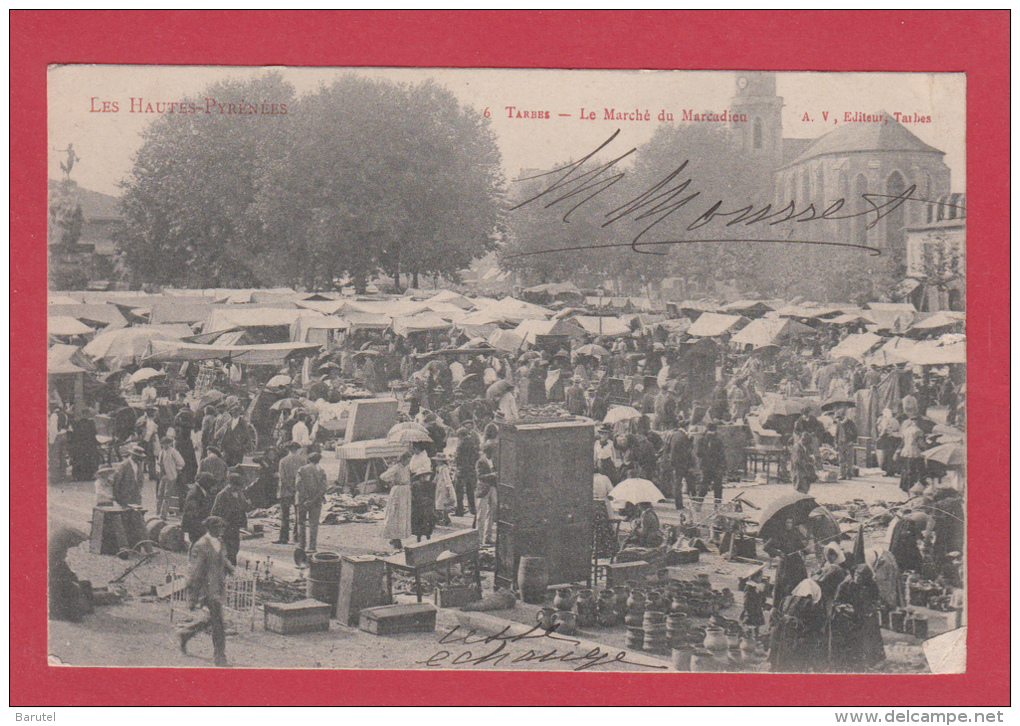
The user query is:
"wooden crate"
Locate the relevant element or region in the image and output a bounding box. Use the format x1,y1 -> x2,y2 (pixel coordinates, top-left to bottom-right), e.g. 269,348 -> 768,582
604,561 -> 651,588
359,603 -> 437,635
336,555 -> 390,626
404,529 -> 480,567
434,586 -> 482,609
264,599 -> 331,635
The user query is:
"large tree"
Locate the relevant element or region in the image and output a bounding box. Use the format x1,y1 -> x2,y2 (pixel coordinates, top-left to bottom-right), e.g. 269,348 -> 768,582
118,73 -> 295,287
250,76 -> 506,292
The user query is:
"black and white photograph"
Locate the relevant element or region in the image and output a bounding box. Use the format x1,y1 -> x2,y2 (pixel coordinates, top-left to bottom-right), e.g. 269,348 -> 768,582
46,65 -> 967,674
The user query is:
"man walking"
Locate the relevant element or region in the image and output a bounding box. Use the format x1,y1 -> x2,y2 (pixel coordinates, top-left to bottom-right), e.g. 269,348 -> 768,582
182,472 -> 215,545
275,441 -> 306,543
296,452 -> 328,553
835,409 -> 859,481
179,516 -> 232,667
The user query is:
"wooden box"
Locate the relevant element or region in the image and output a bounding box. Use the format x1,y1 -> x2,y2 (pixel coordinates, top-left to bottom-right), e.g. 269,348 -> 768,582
264,599 -> 331,635
604,561 -> 651,588
359,603 -> 437,635
404,529 -> 480,567
345,398 -> 399,443
495,420 -> 595,590
434,586 -> 482,609
336,555 -> 391,626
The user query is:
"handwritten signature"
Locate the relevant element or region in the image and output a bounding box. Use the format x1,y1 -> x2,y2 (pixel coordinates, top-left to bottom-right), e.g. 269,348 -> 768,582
508,129 -> 961,258
415,624 -> 668,672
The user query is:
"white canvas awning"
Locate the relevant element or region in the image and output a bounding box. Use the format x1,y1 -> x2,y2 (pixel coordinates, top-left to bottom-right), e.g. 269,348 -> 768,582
143,340 -> 321,366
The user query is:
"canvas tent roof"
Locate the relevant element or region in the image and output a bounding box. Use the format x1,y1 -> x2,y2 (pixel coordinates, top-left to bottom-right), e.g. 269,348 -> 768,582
569,316 -> 632,337
83,324 -> 193,368
48,344 -> 96,374
731,317 -> 814,348
204,307 -> 312,334
49,315 -> 95,337
143,340 -> 321,366
392,311 -> 452,336
487,328 -> 524,353
686,312 -> 749,338
341,311 -> 392,330
149,299 -> 214,325
513,318 -> 585,345
828,332 -> 884,360
48,304 -> 128,330
895,340 -> 966,366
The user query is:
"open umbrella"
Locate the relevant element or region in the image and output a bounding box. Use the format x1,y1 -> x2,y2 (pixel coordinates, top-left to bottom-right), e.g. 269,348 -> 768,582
267,374 -> 292,388
608,478 -> 665,505
821,397 -> 856,412
922,442 -> 965,467
128,368 -> 164,384
486,379 -> 514,401
270,398 -> 308,411
575,344 -> 609,358
763,398 -> 816,418
807,506 -> 842,545
456,373 -> 484,397
198,389 -> 224,407
387,428 -> 432,444
604,405 -> 642,424
757,493 -> 820,542
387,421 -> 430,439
932,424 -> 965,443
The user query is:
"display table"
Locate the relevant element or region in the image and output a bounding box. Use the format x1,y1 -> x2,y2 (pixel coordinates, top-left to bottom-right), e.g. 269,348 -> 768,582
379,529 -> 482,603
335,437 -> 406,489
90,505 -> 149,555
745,446 -> 788,484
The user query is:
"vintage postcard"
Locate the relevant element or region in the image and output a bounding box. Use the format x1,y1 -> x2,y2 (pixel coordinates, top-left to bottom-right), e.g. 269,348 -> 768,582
44,64 -> 970,676
12,8 -> 1009,711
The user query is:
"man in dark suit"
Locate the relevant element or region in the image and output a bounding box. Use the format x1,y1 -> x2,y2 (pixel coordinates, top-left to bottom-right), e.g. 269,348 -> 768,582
696,423 -> 727,507
182,473 -> 216,545
112,445 -> 146,507
275,441 -> 306,543
210,472 -> 249,566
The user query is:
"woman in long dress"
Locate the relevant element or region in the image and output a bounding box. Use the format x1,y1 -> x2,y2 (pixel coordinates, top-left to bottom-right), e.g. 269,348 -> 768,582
409,443 -> 436,542
380,452 -> 413,550
68,409 -> 102,482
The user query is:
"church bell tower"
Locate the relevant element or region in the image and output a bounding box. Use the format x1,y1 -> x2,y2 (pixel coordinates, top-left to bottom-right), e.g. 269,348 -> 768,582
729,71 -> 784,172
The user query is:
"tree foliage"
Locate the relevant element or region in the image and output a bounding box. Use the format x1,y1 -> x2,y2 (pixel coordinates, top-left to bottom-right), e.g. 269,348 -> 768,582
118,74 -> 505,291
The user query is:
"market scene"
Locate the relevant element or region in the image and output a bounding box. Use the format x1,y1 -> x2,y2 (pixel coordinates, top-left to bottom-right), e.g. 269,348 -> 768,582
46,68 -> 967,673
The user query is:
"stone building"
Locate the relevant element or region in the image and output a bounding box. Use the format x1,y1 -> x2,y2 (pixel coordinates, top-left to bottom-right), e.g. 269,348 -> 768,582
728,71 -> 953,257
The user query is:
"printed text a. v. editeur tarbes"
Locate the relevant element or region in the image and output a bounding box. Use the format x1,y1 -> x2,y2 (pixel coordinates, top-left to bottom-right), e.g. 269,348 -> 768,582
89,97 -> 288,115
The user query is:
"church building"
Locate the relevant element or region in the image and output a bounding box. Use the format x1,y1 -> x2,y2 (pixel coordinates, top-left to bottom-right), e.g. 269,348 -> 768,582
728,72 -> 953,256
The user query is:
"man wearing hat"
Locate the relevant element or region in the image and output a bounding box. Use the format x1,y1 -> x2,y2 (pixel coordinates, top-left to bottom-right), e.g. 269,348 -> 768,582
182,473 -> 216,545
200,403 -> 221,456
660,418 -> 694,509
112,444 -> 146,508
211,471 -> 249,566
218,403 -> 254,467
180,516 -> 232,667
138,407 -> 161,482
275,441 -> 306,544
197,446 -> 228,495
695,423 -> 727,508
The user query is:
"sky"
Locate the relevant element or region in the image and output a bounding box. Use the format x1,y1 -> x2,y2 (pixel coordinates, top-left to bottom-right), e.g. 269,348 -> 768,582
48,65 -> 966,198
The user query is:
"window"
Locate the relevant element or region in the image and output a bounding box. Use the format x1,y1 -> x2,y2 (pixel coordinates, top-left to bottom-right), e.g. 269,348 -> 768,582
753,118 -> 763,150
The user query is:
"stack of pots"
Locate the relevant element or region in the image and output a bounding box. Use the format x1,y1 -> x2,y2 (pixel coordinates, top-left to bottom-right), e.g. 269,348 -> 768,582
575,589 -> 597,628
643,610 -> 668,654
625,588 -> 646,650
666,611 -> 688,648
597,591 -> 619,627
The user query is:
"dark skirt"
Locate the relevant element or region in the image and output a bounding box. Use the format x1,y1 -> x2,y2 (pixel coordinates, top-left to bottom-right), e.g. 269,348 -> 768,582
410,475 -> 436,539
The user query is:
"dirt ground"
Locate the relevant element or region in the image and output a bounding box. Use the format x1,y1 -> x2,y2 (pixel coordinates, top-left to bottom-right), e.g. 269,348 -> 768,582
48,454 -> 930,672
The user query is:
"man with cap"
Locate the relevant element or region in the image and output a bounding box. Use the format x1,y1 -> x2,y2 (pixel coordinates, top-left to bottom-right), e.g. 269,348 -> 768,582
291,411 -> 312,451
200,403 -> 221,456
660,418 -> 694,509
180,516 -> 232,667
210,471 -> 249,566
197,446 -> 228,495
296,452 -> 328,553
182,472 -> 216,545
112,444 -> 146,508
653,382 -> 679,431
275,441 -> 306,544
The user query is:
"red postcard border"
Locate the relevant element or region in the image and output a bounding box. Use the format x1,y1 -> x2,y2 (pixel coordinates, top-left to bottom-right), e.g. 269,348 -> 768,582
11,10 -> 1009,707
